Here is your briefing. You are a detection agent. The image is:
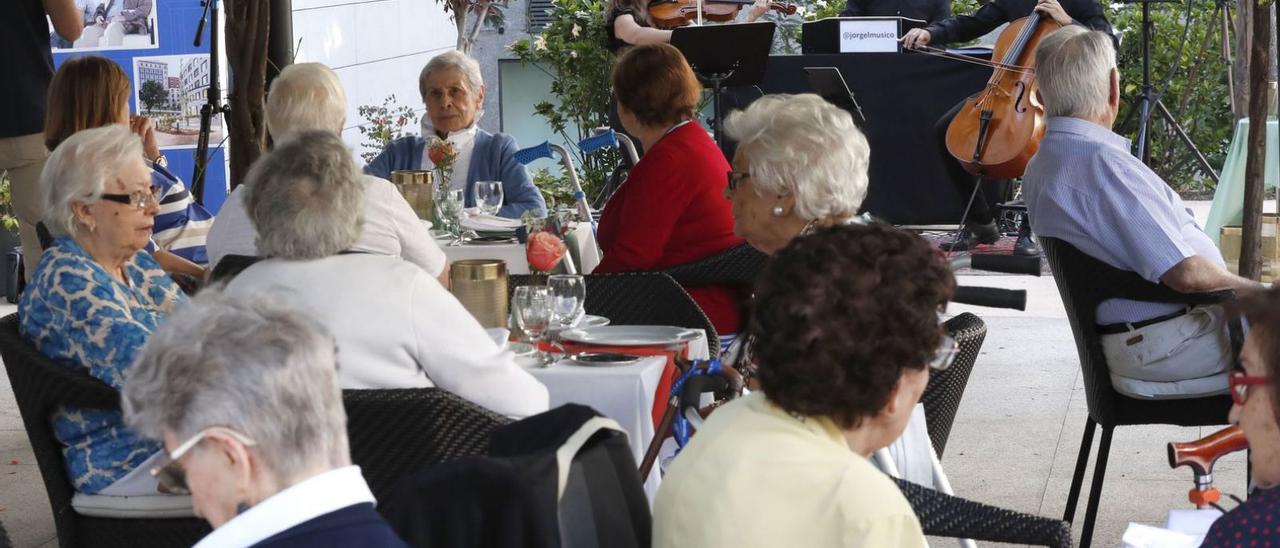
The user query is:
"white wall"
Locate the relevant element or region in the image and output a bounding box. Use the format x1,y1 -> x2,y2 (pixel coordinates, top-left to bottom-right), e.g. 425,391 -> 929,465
291,0 -> 458,163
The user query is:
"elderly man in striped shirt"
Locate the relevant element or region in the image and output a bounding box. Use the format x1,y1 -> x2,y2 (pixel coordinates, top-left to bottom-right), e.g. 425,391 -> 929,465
1022,25 -> 1260,400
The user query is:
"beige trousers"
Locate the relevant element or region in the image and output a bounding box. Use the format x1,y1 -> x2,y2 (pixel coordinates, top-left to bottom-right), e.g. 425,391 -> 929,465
0,133 -> 49,282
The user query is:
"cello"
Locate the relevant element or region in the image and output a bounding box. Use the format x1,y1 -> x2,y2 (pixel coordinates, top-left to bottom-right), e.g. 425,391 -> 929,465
938,13 -> 1063,179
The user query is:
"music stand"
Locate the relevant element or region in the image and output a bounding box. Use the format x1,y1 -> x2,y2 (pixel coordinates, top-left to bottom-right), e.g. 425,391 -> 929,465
804,67 -> 866,126
671,22 -> 776,149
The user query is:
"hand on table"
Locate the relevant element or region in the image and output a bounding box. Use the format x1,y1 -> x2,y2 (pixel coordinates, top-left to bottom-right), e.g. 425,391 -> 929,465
902,28 -> 932,49
1034,0 -> 1072,26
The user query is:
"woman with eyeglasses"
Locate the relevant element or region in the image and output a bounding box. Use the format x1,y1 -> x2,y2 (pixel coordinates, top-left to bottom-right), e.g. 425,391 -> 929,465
19,125 -> 184,496
44,55 -> 213,280
653,224 -> 954,547
1201,287 -> 1280,546
122,289 -> 407,547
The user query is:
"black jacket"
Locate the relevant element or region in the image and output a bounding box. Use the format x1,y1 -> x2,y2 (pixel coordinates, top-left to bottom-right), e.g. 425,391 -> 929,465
840,0 -> 950,24
253,503 -> 408,548
923,0 -> 1113,46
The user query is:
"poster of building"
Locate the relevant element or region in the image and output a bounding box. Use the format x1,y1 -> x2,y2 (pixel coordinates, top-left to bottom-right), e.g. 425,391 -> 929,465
131,54 -> 224,150
50,0 -> 160,53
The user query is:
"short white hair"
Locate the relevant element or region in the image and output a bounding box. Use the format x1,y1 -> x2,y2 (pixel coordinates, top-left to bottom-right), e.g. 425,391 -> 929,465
419,50 -> 484,100
725,94 -> 870,221
1035,26 -> 1116,119
123,287 -> 350,484
266,62 -> 348,139
40,125 -> 143,238
246,131 -> 365,259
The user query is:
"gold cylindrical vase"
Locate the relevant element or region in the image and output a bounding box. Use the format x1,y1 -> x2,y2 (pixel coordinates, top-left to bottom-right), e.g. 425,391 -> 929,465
390,170 -> 435,220
450,260 -> 509,328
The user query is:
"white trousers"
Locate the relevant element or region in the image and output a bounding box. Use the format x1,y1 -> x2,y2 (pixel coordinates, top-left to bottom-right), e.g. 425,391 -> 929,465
1100,305 -> 1233,400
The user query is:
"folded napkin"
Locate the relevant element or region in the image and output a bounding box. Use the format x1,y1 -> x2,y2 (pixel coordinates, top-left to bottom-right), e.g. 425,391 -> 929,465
462,213 -> 523,232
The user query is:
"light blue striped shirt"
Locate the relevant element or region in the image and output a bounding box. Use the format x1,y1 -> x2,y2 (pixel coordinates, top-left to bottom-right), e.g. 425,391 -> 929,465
1024,117 -> 1225,324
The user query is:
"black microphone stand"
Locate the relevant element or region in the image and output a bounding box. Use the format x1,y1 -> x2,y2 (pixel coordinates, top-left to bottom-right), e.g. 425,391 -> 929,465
191,0 -> 230,205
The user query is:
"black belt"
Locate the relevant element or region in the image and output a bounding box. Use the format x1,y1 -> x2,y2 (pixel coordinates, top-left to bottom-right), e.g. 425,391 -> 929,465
1096,307 -> 1191,335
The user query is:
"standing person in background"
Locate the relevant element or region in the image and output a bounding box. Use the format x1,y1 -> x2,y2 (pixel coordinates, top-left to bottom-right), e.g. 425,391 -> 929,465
840,0 -> 949,24
1,0 -> 82,283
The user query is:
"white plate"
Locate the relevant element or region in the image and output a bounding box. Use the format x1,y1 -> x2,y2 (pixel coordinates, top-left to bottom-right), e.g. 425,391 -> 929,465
579,315 -> 610,328
559,325 -> 700,347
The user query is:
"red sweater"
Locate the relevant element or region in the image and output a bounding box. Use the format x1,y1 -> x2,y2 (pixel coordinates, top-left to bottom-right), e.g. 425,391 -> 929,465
595,122 -> 746,335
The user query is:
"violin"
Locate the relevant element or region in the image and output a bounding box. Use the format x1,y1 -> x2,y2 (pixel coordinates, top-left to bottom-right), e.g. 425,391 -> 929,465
648,0 -> 797,30
923,14 -> 1063,179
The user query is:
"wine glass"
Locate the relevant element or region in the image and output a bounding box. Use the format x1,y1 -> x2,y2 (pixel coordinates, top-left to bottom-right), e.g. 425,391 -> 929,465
438,188 -> 468,244
474,181 -> 504,216
548,274 -> 586,330
513,285 -> 553,366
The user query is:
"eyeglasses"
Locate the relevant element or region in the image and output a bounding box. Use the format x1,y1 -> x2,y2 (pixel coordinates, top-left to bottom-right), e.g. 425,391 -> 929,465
929,334 -> 958,372
151,427 -> 257,495
100,184 -> 161,210
726,171 -> 750,193
1229,371 -> 1271,406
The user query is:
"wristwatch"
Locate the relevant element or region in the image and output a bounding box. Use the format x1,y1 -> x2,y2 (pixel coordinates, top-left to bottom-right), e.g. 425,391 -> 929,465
151,154 -> 168,168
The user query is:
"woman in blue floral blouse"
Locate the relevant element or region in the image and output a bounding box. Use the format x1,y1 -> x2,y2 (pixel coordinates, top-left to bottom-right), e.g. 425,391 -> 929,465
19,125 -> 184,495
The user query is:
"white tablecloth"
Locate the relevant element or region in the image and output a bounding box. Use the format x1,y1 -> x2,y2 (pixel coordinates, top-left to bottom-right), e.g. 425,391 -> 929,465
428,221 -> 601,274
527,355 -> 666,500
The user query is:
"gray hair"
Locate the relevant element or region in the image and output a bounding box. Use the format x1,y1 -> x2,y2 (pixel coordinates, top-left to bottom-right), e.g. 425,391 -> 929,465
1034,26 -> 1116,120
123,287 -> 350,482
266,62 -> 348,140
418,50 -> 484,100
41,125 -> 144,238
724,94 -> 870,221
246,130 -> 364,259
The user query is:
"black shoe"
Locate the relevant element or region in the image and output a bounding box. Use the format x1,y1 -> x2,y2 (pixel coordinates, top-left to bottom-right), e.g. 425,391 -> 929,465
1014,232 -> 1040,256
940,222 -> 1000,252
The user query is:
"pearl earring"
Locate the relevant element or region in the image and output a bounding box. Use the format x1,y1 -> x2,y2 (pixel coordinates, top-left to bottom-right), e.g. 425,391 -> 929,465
772,206 -> 785,217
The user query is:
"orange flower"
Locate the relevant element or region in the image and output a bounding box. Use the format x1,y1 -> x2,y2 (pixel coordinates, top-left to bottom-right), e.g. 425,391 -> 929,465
428,140 -> 457,165
527,231 -> 568,272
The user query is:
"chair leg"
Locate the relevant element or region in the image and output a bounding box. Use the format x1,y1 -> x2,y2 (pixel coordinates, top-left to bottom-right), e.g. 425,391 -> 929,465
1063,418 -> 1096,523
1079,425 -> 1114,548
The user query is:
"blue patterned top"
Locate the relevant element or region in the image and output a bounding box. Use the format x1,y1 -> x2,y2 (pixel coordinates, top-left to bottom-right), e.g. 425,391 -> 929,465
18,237 -> 185,493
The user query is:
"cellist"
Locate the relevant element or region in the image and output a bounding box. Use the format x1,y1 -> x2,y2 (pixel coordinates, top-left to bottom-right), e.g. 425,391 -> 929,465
901,0 -> 1114,254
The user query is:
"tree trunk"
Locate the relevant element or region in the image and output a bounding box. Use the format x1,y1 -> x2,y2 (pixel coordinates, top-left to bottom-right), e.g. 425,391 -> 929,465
465,0 -> 493,51
1240,0 -> 1271,280
224,0 -> 271,188
454,0 -> 470,52
1233,0 -> 1253,120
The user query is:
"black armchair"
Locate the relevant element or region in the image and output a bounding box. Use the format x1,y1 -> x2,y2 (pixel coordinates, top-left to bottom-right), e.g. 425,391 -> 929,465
1039,236 -> 1235,548
895,478 -> 1073,548
0,313 -> 210,548
924,312 -> 987,458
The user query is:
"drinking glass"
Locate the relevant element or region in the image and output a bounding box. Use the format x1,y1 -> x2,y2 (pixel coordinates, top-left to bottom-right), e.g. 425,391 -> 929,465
474,181 -> 504,216
513,285 -> 553,366
548,274 -> 586,330
437,188 -> 468,244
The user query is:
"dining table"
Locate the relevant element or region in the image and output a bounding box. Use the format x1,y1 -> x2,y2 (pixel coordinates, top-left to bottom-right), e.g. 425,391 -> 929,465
426,220 -> 601,274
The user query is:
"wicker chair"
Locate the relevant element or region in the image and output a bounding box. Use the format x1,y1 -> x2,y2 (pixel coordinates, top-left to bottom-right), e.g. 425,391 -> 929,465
923,312 -> 987,458
661,244 -> 768,288
0,313 -> 211,548
1040,237 -> 1235,548
895,478 -> 1072,548
344,388 -> 510,505
509,272 -> 721,355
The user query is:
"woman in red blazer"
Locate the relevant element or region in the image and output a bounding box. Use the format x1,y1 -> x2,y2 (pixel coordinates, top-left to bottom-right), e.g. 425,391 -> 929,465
595,44 -> 745,339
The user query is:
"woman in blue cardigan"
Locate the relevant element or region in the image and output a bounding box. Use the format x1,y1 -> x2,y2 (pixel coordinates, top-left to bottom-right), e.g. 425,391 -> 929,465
365,51 -> 546,219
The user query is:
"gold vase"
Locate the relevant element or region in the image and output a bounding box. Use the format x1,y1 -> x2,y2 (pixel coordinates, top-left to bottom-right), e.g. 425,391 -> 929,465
390,170 -> 435,220
450,260 -> 509,328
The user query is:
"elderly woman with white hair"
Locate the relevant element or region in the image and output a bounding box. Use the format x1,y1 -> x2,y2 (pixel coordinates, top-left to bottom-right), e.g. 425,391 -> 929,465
224,130 -> 548,418
364,51 -> 546,219
123,289 -> 407,547
724,93 -> 870,255
722,93 -> 938,486
205,62 -> 447,279
19,125 -> 184,495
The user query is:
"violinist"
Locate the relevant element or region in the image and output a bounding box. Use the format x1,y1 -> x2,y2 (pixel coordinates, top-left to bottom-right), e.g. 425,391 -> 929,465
901,0 -> 1114,253
604,0 -> 772,53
